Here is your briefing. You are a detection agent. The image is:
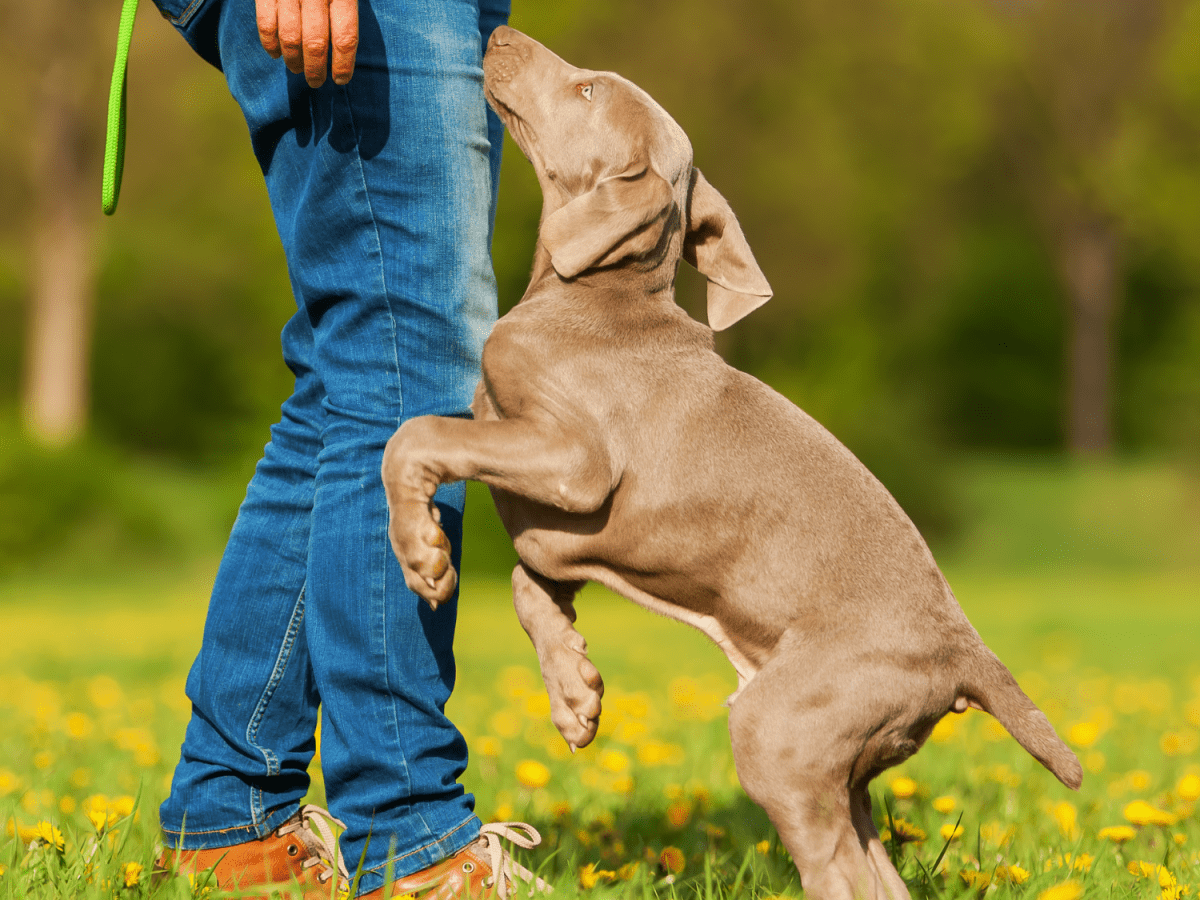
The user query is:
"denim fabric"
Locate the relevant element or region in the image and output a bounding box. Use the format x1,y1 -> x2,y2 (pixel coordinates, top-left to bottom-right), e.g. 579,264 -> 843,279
154,0 -> 509,892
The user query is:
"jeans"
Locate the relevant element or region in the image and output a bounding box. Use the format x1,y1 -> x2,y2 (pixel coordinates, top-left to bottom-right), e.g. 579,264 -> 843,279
152,0 -> 509,892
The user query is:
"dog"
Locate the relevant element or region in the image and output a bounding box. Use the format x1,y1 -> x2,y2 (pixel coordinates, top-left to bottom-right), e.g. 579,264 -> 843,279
382,26 -> 1081,900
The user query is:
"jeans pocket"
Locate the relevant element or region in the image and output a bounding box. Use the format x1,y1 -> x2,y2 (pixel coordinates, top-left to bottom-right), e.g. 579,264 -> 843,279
152,0 -> 210,26
151,0 -> 223,69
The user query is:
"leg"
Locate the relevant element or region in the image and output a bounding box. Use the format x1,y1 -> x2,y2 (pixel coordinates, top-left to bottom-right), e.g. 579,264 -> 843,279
160,312 -> 325,844
510,564 -> 603,750
161,0 -> 513,893
727,646 -> 914,900
383,415 -> 617,606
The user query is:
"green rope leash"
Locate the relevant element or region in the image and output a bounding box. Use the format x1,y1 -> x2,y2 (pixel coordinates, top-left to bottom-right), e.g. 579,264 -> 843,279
102,0 -> 140,216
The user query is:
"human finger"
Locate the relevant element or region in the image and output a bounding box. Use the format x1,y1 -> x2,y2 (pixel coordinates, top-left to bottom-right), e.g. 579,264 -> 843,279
301,0 -> 330,87
255,0 -> 282,58
276,0 -> 305,75
329,0 -> 358,85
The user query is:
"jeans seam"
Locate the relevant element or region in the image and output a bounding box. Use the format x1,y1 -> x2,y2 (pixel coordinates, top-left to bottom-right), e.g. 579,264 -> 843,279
245,583 -> 308,827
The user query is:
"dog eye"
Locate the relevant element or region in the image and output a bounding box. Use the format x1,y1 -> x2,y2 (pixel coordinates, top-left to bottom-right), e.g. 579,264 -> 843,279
576,83 -> 593,101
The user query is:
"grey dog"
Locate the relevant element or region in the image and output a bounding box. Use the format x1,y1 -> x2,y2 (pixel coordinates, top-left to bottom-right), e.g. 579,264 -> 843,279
382,26 -> 1081,900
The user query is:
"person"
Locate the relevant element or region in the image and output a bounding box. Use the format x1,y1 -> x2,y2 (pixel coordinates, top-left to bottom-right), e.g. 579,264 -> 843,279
145,0 -> 542,896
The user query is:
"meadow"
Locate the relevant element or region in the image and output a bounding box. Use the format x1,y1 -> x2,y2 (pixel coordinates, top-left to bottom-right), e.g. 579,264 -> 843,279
1,457 -> 1198,899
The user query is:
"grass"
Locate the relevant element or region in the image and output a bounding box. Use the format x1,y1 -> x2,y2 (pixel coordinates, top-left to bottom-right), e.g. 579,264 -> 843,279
1,455 -> 1198,898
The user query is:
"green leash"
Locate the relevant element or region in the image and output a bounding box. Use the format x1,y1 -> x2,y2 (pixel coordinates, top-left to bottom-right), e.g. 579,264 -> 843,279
102,0 -> 140,216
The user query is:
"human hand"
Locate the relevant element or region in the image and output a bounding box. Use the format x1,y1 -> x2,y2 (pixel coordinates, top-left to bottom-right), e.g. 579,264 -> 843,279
255,0 -> 358,87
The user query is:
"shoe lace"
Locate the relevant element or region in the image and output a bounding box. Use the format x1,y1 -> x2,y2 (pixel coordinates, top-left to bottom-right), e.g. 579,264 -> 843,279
276,803 -> 351,885
478,822 -> 552,899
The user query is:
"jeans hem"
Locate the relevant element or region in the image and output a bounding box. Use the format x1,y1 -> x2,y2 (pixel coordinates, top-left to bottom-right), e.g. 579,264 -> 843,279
160,802 -> 301,850
355,813 -> 481,895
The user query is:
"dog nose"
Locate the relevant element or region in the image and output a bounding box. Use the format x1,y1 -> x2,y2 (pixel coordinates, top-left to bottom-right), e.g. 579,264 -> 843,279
489,25 -> 516,49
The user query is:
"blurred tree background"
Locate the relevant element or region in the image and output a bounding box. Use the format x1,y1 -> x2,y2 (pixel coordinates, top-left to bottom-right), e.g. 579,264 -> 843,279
1,0 -> 1198,574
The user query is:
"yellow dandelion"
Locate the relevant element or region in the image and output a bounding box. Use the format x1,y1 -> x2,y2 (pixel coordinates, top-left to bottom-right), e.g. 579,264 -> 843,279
995,865 -> 1030,884
0,771 -> 18,795
931,795 -> 956,814
756,840 -> 771,855
33,751 -> 53,770
1124,800 -> 1176,826
610,774 -> 635,794
599,750 -> 629,774
930,715 -> 957,744
1052,801 -> 1078,837
123,862 -> 143,887
666,800 -> 692,829
659,846 -> 685,874
65,712 -> 94,740
492,801 -> 514,822
523,693 -> 551,720
617,862 -> 640,881
1067,721 -> 1099,748
885,818 -> 925,845
1098,825 -> 1137,843
1172,833 -> 1187,846
1037,881 -> 1083,900
1161,732 -> 1184,756
1178,774 -> 1200,803
489,710 -> 522,739
58,796 -> 77,816
87,675 -> 123,710
960,870 -> 990,889
636,740 -> 684,767
579,862 -> 616,889
32,821 -> 65,851
889,777 -> 917,799
939,823 -> 964,841
0,862 -> 6,877
515,760 -> 550,790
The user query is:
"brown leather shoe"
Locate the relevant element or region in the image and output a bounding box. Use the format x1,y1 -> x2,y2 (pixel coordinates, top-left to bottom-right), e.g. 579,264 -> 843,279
154,804 -> 349,900
358,823 -> 551,900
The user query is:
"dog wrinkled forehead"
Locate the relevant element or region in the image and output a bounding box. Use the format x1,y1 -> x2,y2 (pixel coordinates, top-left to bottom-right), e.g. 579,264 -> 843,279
483,26 -> 692,184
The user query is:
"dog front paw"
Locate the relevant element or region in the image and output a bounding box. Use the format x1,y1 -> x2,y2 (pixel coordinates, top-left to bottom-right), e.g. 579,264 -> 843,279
388,498 -> 458,609
542,633 -> 604,751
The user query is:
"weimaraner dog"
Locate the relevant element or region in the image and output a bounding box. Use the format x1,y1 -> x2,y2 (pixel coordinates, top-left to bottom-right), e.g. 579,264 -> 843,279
383,26 -> 1081,900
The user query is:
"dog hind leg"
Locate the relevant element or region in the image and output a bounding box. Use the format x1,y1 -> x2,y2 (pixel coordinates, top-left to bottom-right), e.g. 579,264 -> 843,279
728,652 -> 913,900
511,563 -> 603,750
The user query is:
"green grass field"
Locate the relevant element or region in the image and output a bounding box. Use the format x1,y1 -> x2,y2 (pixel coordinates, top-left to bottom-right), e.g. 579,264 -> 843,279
1,457 -> 1198,898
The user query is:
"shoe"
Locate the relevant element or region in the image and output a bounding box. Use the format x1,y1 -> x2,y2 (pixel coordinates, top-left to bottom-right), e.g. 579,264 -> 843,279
154,803 -> 349,899
358,822 -> 551,900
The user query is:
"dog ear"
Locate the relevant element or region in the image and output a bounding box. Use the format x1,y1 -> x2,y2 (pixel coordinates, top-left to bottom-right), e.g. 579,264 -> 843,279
541,165 -> 675,279
683,168 -> 772,331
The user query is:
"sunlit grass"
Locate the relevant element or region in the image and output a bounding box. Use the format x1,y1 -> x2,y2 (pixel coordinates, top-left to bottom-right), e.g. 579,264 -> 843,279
2,569 -> 1198,898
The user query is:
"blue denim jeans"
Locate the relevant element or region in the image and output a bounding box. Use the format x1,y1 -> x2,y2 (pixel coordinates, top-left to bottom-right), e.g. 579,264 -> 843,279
152,0 -> 509,892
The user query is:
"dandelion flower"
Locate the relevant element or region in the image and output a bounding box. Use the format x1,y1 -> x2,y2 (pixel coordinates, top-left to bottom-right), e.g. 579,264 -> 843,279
939,823 -> 964,841
659,846 -> 685,874
889,777 -> 917,799
959,870 -> 990,889
123,862 -> 143,887
932,795 -> 956,814
1098,825 -> 1137,843
515,760 -> 550,790
1178,774 -> 1200,803
1051,801 -> 1078,837
1124,800 -> 1175,826
1127,770 -> 1152,792
756,840 -> 771,855
32,821 -> 65,851
882,818 -> 925,845
65,712 -> 94,740
666,800 -> 692,829
617,862 -> 640,881
1172,833 -> 1187,846
0,771 -> 18,795
995,865 -> 1030,884
1067,721 -> 1099,748
0,862 -> 6,877
579,863 -> 616,888
599,750 -> 629,774
1037,880 -> 1082,900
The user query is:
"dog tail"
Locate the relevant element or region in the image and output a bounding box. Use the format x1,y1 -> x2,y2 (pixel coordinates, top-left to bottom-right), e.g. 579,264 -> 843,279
960,645 -> 1083,790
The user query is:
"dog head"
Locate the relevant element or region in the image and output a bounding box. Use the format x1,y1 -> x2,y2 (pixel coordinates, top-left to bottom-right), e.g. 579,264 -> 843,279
483,27 -> 772,330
